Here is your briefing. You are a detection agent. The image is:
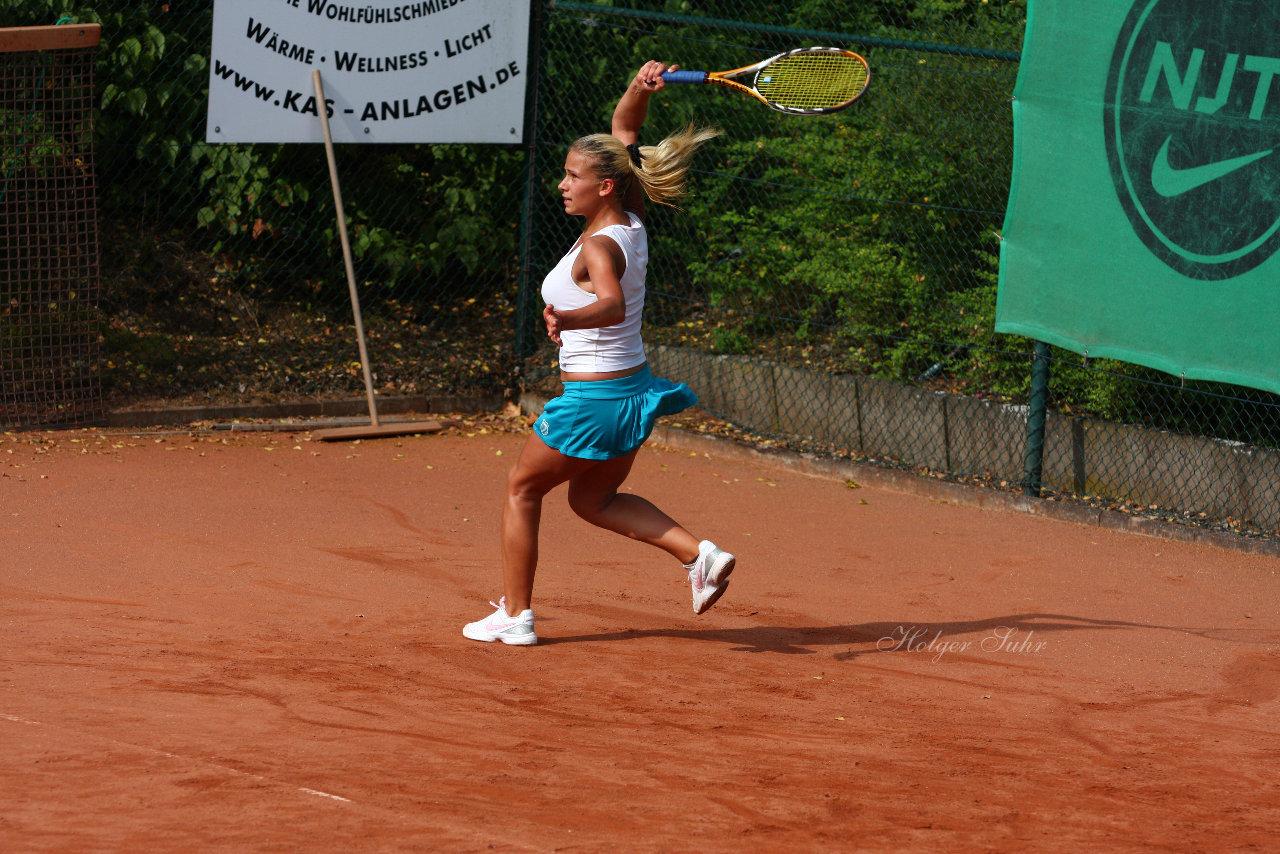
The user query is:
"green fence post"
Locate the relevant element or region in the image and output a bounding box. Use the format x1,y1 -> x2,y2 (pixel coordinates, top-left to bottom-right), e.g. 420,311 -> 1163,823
515,0 -> 547,361
1022,340 -> 1052,497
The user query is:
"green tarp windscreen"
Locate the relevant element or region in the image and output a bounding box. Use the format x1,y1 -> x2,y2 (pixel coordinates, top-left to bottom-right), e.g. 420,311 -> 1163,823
997,0 -> 1280,395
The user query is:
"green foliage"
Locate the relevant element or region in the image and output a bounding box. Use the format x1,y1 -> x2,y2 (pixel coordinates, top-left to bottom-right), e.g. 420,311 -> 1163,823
1,106 -> 63,181
669,53 -> 1014,383
789,0 -> 1027,51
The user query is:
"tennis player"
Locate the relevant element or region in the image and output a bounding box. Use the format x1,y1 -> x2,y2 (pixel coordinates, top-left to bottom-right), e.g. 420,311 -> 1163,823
464,61 -> 734,646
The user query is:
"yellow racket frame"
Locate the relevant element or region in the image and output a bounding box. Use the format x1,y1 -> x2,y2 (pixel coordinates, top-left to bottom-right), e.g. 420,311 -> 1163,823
683,47 -> 871,115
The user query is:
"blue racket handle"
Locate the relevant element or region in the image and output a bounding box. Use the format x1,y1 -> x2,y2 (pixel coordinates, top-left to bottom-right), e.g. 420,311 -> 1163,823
661,70 -> 708,84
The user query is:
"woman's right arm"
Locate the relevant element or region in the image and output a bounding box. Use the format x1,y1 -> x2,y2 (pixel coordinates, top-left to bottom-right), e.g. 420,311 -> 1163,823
544,237 -> 626,344
611,60 -> 672,145
612,60 -> 674,218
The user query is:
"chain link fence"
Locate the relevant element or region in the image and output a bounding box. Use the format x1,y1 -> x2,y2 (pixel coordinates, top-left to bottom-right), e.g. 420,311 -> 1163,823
5,1 -> 1280,541
524,2 -> 1280,541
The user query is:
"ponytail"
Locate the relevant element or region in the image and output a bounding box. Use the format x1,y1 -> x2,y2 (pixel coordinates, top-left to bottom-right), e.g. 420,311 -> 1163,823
572,123 -> 721,209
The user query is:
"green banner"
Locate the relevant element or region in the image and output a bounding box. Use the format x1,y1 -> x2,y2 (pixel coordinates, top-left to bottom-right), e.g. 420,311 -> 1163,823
997,0 -> 1280,395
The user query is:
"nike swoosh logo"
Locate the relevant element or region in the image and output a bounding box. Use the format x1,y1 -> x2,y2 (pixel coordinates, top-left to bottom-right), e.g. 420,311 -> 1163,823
1151,137 -> 1273,198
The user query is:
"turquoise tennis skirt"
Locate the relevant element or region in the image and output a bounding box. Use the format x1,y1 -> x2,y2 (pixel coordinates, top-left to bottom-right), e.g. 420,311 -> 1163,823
534,365 -> 698,460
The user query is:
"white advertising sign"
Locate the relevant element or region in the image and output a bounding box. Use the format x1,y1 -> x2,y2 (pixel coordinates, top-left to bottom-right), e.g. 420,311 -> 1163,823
206,0 -> 530,143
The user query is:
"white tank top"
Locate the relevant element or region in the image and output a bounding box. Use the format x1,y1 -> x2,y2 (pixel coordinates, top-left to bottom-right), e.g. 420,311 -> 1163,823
541,212 -> 647,373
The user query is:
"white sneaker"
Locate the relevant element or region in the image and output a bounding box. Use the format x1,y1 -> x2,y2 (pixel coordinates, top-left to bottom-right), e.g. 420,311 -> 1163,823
687,540 -> 735,615
462,598 -> 537,646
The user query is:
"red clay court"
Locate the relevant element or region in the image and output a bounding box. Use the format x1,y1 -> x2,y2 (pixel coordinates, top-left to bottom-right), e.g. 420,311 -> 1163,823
3,420 -> 1279,851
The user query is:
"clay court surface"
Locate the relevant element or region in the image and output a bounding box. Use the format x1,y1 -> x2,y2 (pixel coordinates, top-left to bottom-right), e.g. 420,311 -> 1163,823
3,419 -> 1279,852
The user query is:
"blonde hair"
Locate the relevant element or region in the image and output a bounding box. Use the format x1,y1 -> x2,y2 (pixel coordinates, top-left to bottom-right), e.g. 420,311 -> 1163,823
572,123 -> 721,208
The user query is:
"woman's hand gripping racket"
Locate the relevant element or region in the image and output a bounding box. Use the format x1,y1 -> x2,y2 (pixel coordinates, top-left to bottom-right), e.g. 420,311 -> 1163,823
661,47 -> 870,115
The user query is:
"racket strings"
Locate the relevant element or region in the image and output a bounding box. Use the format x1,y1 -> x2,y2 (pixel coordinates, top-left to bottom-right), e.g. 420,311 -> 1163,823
755,53 -> 868,111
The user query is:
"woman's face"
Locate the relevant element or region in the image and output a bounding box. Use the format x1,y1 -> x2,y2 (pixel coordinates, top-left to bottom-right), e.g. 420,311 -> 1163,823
557,148 -> 606,216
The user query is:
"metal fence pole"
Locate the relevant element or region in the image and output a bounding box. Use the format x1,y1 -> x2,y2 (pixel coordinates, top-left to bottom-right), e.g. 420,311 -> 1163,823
515,0 -> 547,362
1022,340 -> 1052,497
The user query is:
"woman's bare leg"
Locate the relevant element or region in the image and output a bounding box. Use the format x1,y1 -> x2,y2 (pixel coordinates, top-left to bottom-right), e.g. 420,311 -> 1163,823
566,449 -> 701,564
501,435 -> 596,615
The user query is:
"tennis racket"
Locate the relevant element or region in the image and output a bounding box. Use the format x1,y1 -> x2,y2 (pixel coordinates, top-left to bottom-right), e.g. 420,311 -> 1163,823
661,47 -> 870,115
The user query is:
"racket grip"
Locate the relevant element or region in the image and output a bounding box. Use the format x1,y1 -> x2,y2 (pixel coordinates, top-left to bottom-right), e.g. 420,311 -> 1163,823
660,70 -> 707,84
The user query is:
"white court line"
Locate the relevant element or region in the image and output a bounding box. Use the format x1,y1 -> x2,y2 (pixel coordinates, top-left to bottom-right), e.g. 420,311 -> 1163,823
1,713 -> 39,724
2,711 -> 352,804
299,787 -> 352,802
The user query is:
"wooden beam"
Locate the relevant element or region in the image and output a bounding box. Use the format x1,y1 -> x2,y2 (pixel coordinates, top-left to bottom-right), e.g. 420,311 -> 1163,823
0,24 -> 102,54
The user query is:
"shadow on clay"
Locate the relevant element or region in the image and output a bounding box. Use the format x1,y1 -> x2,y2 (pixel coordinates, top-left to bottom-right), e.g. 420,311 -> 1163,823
539,613 -> 1276,658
